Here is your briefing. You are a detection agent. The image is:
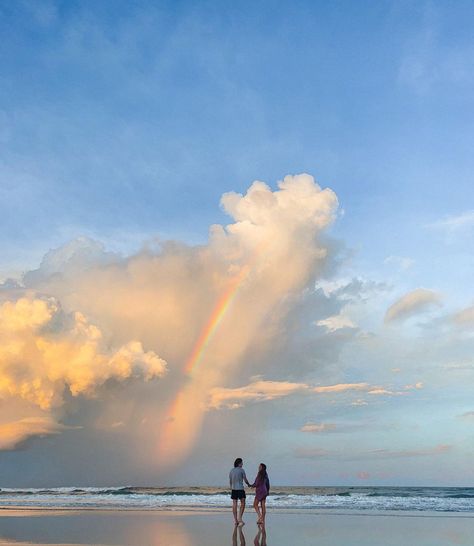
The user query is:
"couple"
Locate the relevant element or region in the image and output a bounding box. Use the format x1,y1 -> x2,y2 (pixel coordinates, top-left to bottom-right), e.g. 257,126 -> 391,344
229,457 -> 270,527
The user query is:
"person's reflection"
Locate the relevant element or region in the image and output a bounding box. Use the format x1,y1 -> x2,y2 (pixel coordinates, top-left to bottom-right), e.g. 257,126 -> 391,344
253,525 -> 267,546
232,524 -> 246,546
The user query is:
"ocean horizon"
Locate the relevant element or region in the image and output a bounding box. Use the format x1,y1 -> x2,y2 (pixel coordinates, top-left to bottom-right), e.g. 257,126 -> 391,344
1,485 -> 473,513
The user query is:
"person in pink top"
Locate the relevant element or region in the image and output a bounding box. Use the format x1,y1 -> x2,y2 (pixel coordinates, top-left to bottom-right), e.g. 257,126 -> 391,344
251,463 -> 270,525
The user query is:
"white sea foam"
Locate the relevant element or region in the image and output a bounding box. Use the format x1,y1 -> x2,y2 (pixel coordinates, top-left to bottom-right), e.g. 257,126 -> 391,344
0,487 -> 473,512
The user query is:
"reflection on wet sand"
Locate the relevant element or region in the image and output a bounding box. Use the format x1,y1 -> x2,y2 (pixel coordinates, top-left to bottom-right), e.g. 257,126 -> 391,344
232,525 -> 247,546
231,523 -> 267,546
253,525 -> 267,546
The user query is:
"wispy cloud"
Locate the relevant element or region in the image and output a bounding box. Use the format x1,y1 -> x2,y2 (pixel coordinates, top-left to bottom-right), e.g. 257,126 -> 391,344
296,444 -> 452,460
300,422 -> 337,433
312,383 -> 370,394
427,210 -> 474,232
0,417 -> 77,451
384,288 -> 441,323
316,314 -> 357,332
208,380 -> 308,410
208,380 -> 414,409
452,305 -> 474,327
384,255 -> 415,271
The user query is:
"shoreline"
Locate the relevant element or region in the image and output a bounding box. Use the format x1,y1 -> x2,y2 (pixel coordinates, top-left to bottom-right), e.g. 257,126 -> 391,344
1,506 -> 473,518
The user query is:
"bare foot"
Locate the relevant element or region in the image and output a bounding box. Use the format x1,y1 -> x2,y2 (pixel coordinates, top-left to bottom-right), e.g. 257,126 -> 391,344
238,520 -> 245,526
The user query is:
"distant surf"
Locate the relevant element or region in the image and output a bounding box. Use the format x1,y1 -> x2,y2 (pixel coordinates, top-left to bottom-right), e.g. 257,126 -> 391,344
0,486 -> 473,512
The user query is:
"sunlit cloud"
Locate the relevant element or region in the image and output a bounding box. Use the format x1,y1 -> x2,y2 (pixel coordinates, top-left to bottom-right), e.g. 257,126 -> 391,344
0,295 -> 167,448
312,383 -> 370,394
1,173 -> 340,462
208,380 -> 308,410
384,288 -> 441,323
0,417 -> 76,451
208,380 -> 407,410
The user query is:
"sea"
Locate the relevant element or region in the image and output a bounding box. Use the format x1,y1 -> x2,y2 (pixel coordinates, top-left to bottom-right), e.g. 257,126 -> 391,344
0,486 -> 473,513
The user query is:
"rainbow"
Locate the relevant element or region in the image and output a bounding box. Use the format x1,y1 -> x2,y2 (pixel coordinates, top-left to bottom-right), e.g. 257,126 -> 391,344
184,264 -> 250,376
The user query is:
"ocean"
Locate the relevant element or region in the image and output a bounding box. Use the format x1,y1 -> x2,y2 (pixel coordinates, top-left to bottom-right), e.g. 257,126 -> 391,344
0,486 -> 473,513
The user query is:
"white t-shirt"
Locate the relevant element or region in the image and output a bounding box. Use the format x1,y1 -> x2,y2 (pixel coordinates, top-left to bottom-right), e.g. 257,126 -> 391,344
229,467 -> 247,490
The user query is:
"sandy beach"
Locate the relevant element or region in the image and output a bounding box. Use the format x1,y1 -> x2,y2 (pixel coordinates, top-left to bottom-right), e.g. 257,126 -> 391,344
1,508 -> 473,546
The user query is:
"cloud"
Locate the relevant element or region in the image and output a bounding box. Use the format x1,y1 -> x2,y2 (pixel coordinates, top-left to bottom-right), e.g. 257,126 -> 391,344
8,173 -> 339,465
207,380 -> 396,410
0,296 -> 167,410
300,422 -> 336,433
452,304 -> 474,327
459,411 -> 474,420
295,447 -> 332,458
0,295 -> 167,448
384,288 -> 441,323
366,444 -> 452,459
0,417 -> 74,451
404,382 -> 423,390
295,444 -> 452,460
312,383 -> 370,394
427,210 -> 474,232
208,380 -> 308,410
384,256 -> 414,271
316,314 -> 357,332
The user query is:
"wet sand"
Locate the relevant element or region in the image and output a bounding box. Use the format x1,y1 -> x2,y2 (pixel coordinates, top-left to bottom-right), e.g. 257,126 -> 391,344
1,508 -> 473,545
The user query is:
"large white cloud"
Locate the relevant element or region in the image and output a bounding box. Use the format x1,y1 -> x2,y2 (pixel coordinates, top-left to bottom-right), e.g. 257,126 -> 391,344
4,173 -> 338,464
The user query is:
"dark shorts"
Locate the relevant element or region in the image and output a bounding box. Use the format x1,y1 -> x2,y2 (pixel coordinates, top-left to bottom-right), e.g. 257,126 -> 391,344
231,489 -> 246,500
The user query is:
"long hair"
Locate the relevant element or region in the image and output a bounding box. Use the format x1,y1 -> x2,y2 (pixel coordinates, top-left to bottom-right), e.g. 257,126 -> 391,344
257,462 -> 267,480
234,457 -> 243,468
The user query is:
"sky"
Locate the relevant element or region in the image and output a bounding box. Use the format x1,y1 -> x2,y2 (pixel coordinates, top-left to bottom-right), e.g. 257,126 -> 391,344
0,0 -> 473,487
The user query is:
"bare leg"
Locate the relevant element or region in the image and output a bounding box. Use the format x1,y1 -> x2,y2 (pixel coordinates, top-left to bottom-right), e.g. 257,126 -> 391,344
238,526 -> 246,546
253,497 -> 262,523
238,499 -> 246,524
261,499 -> 266,524
233,499 -> 239,525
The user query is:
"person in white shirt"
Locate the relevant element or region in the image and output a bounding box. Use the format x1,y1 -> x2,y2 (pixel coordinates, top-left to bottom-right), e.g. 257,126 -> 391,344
229,457 -> 251,526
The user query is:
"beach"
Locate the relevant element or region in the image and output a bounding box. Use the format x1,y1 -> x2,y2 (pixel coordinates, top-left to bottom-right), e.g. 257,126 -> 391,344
1,509 -> 474,546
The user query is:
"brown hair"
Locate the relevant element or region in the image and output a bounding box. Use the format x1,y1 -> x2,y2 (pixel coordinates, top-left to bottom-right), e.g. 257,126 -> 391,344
258,462 -> 267,479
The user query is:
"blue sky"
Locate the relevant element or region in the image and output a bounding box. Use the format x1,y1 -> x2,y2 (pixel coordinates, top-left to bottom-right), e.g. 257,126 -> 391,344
0,1 -> 473,486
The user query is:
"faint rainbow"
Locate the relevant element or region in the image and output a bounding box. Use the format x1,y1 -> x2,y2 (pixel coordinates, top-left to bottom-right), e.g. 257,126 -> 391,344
184,264 -> 251,376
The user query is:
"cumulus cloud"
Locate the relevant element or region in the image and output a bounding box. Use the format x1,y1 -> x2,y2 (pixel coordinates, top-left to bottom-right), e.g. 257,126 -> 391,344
0,295 -> 167,448
4,173 -> 339,464
384,288 -> 441,323
0,296 -> 167,410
